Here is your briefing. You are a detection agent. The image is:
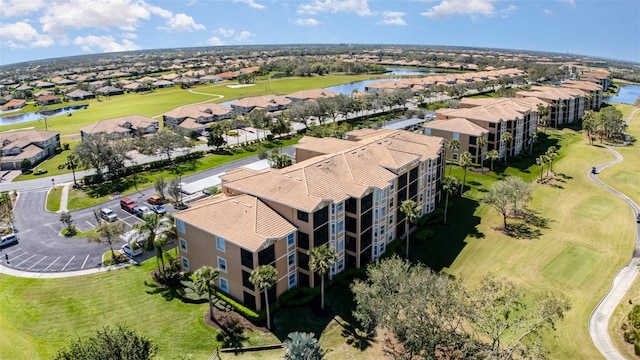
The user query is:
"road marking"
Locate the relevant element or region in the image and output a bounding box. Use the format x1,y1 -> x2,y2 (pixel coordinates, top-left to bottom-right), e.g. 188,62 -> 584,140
15,254 -> 36,267
81,254 -> 90,269
9,251 -> 28,259
28,256 -> 47,270
7,247 -> 23,255
61,256 -> 75,271
86,220 -> 94,228
44,256 -> 61,271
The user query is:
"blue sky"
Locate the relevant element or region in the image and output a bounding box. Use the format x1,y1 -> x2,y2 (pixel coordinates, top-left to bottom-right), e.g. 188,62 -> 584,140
0,0 -> 638,66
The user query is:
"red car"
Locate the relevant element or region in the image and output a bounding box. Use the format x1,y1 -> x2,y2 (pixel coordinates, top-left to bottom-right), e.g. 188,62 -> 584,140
120,198 -> 138,213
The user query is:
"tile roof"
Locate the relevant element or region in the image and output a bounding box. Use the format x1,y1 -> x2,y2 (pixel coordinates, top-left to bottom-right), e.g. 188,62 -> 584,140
424,118 -> 487,136
286,89 -> 339,101
231,95 -> 292,109
80,115 -> 158,135
441,97 -> 541,123
0,129 -> 58,149
163,103 -> 232,120
175,194 -> 296,252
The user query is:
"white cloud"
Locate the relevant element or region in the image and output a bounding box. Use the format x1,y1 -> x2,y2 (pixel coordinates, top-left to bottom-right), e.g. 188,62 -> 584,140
544,9 -> 553,15
499,5 -> 517,17
295,18 -> 320,26
560,0 -> 576,8
39,0 -> 153,34
378,11 -> 406,26
121,32 -> 138,39
0,0 -> 46,18
72,35 -> 140,53
298,0 -> 371,16
235,31 -> 252,41
0,21 -> 53,48
421,0 -> 495,19
161,13 -> 205,32
217,28 -> 236,37
233,0 -> 265,10
207,36 -> 225,46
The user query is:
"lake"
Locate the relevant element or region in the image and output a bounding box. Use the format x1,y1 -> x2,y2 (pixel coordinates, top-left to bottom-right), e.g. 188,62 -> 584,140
605,84 -> 640,104
0,105 -> 89,126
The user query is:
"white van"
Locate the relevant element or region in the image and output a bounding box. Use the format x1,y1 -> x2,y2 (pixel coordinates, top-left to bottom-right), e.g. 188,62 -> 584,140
0,233 -> 18,247
100,208 -> 118,222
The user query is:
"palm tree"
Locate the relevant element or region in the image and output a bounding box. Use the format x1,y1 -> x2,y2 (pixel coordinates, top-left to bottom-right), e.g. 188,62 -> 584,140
500,132 -> 513,165
308,244 -> 337,311
130,214 -> 172,269
545,146 -> 559,174
250,265 -> 278,330
459,151 -> 473,195
476,135 -> 487,163
193,266 -> 220,321
536,155 -> 546,182
537,104 -> 549,134
399,200 -> 421,259
88,221 -> 126,260
441,176 -> 460,225
447,139 -> 460,175
65,154 -> 79,187
487,149 -> 499,172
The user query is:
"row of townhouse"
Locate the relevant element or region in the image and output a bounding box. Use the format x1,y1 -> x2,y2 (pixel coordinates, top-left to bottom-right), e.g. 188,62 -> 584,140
162,89 -> 339,132
426,97 -> 544,163
79,115 -> 159,140
363,68 -> 526,95
173,129 -> 446,310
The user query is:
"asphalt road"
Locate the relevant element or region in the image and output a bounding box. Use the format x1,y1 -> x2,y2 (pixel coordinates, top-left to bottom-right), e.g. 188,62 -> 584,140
588,109 -> 640,360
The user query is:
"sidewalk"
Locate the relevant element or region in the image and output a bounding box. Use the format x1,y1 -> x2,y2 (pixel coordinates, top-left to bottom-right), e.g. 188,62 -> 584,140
0,260 -> 131,279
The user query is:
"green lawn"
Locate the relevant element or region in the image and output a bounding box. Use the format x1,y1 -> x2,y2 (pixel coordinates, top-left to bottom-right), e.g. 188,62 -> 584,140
46,186 -> 63,212
415,126 -> 635,359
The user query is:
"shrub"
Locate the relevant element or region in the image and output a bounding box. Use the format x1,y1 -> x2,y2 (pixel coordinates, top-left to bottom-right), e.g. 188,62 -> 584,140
244,145 -> 257,152
278,286 -> 319,307
629,305 -> 640,329
257,147 -> 269,159
415,228 -> 434,245
215,291 -> 262,322
635,341 -> 640,356
63,143 -> 70,150
332,267 -> 367,285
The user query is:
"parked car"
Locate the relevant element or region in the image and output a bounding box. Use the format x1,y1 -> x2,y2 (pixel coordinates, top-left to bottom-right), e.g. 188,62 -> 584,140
99,208 -> 118,222
120,198 -> 137,213
636,213 -> 640,223
0,233 -> 18,248
133,205 -> 154,218
591,166 -> 597,174
147,195 -> 163,205
121,243 -> 143,258
150,204 -> 166,215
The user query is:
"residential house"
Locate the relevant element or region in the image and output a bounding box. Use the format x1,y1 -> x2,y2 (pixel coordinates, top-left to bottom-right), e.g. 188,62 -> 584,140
67,89 -> 95,101
174,129 -> 445,311
152,80 -> 174,88
80,115 -> 159,140
34,81 -> 55,89
286,89 -> 339,103
434,97 -> 543,160
36,94 -> 61,106
95,86 -> 124,96
0,130 -> 60,170
162,103 -> 233,132
1,99 -> 26,111
230,95 -> 292,114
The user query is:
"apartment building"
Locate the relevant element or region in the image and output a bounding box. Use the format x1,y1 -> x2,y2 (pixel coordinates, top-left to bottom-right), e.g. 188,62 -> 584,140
173,129 -> 445,310
433,97 -> 543,160
516,86 -> 586,127
423,118 -> 487,163
560,80 -> 603,111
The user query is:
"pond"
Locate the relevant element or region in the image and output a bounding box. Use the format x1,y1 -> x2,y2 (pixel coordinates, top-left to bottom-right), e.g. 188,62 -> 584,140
605,84 -> 640,104
0,104 -> 89,126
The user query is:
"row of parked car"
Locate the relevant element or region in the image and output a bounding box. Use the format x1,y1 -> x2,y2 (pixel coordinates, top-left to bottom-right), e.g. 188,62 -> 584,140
99,196 -> 167,223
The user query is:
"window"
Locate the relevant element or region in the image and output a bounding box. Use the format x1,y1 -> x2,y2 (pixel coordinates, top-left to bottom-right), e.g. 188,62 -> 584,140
288,273 -> 297,289
331,223 -> 335,235
337,239 -> 344,252
345,216 -> 356,233
297,210 -> 309,222
287,233 -> 295,248
452,132 -> 460,140
337,257 -> 345,271
298,232 -> 309,250
177,219 -> 185,233
179,238 -> 187,252
258,244 -> 275,265
337,220 -> 344,233
216,236 -> 226,253
218,257 -> 227,273
219,278 -> 228,292
361,193 -> 373,212
313,223 -> 329,247
240,248 -> 254,268
381,206 -> 386,218
313,206 -> 329,226
345,197 -> 357,214
337,202 -> 344,213
288,253 -> 295,269
409,167 -> 419,182
242,270 -> 254,289
389,214 -> 393,224
181,256 -> 190,271
398,173 -> 407,189
331,204 -> 335,215
389,180 -> 394,191
298,251 -> 309,270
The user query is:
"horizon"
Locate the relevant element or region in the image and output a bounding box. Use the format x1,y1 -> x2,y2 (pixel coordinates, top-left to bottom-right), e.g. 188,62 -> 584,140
0,0 -> 638,66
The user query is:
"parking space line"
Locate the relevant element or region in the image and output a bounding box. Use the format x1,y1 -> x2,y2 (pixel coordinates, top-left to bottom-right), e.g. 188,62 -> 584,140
15,254 -> 36,267
7,248 -> 23,255
44,256 -> 61,271
9,251 -> 28,260
28,256 -> 47,270
81,254 -> 90,269
61,256 -> 75,271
